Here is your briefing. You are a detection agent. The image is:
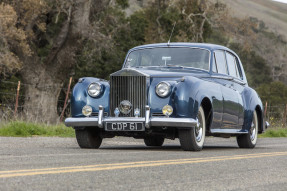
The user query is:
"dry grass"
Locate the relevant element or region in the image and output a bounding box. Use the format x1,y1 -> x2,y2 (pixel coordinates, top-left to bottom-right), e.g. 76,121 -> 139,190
216,0 -> 287,40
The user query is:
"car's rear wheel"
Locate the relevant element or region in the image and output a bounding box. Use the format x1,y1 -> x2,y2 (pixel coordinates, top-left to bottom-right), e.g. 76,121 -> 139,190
179,106 -> 206,151
144,136 -> 165,146
237,110 -> 258,148
75,128 -> 102,149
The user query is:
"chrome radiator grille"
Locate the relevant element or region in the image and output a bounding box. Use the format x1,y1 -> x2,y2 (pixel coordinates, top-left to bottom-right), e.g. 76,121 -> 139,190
110,75 -> 146,117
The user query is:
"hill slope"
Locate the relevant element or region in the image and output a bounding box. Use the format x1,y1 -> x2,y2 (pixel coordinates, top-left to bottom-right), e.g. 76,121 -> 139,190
219,0 -> 287,40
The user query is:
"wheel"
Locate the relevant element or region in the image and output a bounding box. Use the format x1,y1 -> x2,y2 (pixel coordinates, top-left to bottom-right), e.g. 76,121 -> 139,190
237,110 -> 258,148
75,128 -> 102,149
144,136 -> 165,146
179,106 -> 206,151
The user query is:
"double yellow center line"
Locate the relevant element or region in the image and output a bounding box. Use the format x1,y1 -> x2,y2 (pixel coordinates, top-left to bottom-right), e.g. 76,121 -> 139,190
1,151 -> 287,178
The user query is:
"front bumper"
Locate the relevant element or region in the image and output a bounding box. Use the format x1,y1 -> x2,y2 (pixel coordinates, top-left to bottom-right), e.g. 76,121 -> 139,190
65,105 -> 197,129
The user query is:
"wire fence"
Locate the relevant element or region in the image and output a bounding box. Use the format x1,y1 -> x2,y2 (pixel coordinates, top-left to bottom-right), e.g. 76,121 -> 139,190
0,79 -> 287,127
0,79 -> 72,123
265,104 -> 287,128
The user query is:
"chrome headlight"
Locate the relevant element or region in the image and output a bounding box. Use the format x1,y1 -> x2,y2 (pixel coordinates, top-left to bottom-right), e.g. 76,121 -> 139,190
156,81 -> 171,97
88,82 -> 102,97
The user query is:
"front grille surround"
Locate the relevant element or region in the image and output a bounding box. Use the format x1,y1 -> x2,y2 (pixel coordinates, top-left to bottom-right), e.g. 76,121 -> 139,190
110,75 -> 147,117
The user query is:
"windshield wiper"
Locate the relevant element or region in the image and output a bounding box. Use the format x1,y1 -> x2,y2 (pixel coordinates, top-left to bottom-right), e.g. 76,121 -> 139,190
134,66 -> 160,68
166,64 -> 184,69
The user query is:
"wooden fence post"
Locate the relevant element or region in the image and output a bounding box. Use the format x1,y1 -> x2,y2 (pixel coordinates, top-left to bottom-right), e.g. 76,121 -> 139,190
60,77 -> 72,122
14,81 -> 21,117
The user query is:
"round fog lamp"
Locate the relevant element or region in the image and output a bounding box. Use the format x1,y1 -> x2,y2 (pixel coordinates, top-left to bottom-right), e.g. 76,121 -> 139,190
162,105 -> 173,116
82,105 -> 92,116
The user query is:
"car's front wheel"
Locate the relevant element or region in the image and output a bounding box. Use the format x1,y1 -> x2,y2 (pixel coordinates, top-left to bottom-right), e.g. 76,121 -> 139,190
75,128 -> 102,149
179,106 -> 206,151
144,136 -> 165,146
237,110 -> 258,148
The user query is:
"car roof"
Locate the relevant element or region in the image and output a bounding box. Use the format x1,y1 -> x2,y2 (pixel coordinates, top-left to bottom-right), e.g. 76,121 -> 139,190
129,42 -> 232,52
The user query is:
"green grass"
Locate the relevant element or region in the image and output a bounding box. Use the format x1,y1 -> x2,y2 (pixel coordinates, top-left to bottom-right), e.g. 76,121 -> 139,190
0,121 -> 286,138
259,128 -> 287,138
0,121 -> 75,137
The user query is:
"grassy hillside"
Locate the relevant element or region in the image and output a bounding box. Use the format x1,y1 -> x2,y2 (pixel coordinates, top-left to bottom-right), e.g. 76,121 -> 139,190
219,0 -> 287,40
127,0 -> 287,40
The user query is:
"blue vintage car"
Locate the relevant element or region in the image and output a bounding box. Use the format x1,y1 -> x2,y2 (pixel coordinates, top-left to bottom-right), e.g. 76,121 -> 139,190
65,43 -> 267,151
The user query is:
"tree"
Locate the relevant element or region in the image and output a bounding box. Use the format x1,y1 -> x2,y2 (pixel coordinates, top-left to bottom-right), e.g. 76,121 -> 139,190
0,3 -> 29,78
0,0 -> 114,123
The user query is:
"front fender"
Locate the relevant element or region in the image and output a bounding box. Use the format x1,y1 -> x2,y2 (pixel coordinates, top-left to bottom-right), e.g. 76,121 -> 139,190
174,76 -> 215,119
148,76 -> 210,118
71,77 -> 110,117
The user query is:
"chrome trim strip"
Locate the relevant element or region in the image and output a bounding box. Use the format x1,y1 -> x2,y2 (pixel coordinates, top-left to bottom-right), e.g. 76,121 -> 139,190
65,117 -> 99,127
98,105 -> 104,128
210,129 -> 248,134
210,75 -> 233,80
150,117 -> 197,127
233,78 -> 246,85
209,75 -> 247,85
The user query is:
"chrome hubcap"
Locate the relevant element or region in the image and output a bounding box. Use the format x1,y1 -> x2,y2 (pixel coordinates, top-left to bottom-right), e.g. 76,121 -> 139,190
195,112 -> 203,142
250,113 -> 257,141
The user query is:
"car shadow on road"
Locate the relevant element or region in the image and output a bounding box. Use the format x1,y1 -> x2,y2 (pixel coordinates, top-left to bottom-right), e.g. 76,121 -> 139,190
99,145 -> 239,151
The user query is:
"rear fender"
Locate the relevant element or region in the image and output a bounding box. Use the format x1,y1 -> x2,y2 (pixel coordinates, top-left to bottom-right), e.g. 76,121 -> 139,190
242,87 -> 264,132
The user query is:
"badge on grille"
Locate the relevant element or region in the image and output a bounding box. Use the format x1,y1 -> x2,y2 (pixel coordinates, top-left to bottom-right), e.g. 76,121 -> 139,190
119,100 -> 132,115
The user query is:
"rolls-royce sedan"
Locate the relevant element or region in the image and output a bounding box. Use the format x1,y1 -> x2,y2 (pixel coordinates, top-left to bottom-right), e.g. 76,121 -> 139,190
65,43 -> 267,151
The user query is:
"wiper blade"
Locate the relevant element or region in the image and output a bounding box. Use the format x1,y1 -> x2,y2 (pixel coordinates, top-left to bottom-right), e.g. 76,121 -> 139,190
166,64 -> 184,68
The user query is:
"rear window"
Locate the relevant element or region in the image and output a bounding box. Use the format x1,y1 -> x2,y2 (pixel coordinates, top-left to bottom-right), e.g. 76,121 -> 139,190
226,52 -> 239,78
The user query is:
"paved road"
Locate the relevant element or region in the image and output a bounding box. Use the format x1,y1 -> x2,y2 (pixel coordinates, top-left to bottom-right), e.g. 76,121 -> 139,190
0,136 -> 287,191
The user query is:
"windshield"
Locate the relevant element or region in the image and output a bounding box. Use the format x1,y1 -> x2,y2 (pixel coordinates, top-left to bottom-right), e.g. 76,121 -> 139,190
124,47 -> 210,70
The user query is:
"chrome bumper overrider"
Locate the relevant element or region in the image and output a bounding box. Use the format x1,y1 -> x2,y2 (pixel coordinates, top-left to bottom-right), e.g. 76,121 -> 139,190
65,105 -> 197,129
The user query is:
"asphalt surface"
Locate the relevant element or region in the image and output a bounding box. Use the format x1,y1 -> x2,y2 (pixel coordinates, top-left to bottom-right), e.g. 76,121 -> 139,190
0,136 -> 287,191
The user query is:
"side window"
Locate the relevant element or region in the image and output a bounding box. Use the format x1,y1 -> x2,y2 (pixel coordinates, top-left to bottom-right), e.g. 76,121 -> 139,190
235,57 -> 243,80
226,52 -> 239,78
212,54 -> 218,73
214,51 -> 227,74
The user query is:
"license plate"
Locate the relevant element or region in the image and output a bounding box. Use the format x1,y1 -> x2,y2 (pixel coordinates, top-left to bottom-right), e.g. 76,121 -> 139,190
105,122 -> 144,131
